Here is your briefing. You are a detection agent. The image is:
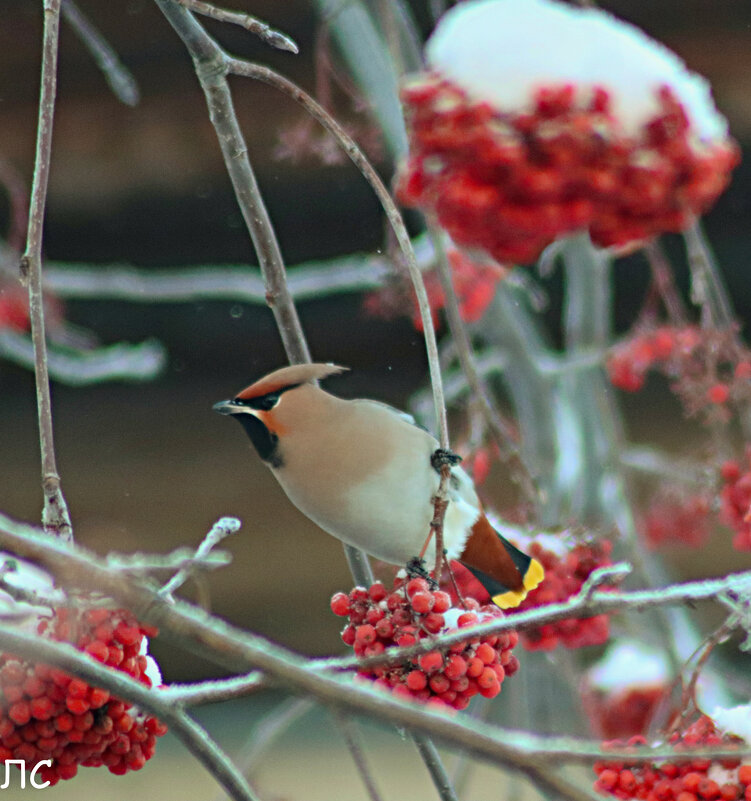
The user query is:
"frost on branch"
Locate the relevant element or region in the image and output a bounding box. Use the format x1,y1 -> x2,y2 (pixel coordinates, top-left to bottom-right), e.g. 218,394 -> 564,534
397,0 -> 738,264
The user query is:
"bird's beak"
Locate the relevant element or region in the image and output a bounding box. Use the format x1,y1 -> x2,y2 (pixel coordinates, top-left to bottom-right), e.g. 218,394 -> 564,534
213,399 -> 240,416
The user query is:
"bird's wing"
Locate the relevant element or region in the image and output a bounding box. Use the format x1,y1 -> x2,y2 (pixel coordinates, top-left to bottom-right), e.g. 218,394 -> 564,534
349,398 -> 429,433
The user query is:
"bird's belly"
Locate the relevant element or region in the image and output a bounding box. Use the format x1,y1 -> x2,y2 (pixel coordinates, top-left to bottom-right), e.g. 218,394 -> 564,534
275,464 -> 478,567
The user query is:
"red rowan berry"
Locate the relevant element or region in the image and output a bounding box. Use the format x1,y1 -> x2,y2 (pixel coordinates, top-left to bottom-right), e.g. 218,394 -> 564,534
330,593 -> 350,616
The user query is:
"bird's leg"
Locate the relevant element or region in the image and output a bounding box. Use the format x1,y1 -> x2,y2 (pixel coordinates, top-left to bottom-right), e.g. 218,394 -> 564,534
430,448 -> 462,474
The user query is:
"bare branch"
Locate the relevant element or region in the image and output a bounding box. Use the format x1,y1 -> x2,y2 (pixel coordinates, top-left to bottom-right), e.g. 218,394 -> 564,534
412,735 -> 460,801
0,329 -> 165,384
61,0 -> 140,105
40,239 -> 437,302
171,0 -> 299,53
0,514 -> 748,772
22,0 -> 72,540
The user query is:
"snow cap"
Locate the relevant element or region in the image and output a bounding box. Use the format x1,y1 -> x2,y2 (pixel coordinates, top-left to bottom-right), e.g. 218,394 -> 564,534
587,639 -> 670,692
427,0 -> 727,141
711,703 -> 751,744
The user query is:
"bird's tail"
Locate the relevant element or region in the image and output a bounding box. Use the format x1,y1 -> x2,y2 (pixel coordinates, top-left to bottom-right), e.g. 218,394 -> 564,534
459,520 -> 545,609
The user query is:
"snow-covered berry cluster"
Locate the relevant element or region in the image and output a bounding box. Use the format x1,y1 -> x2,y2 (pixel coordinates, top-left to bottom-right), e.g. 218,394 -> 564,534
509,537 -> 613,650
641,489 -> 711,550
330,577 -> 518,710
719,456 -> 751,551
583,640 -> 673,740
363,246 -> 505,332
397,0 -> 738,266
594,716 -> 751,801
0,606 -> 166,786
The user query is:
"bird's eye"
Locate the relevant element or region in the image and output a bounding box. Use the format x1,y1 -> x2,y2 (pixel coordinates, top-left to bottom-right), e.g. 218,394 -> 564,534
255,392 -> 281,411
234,392 -> 281,411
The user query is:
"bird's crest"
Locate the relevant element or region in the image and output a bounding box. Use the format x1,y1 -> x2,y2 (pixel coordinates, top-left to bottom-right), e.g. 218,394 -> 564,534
236,363 -> 348,401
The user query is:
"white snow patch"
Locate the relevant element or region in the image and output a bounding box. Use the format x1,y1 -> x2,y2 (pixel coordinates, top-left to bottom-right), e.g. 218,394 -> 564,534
587,639 -> 670,692
140,637 -> 163,688
427,0 -> 727,140
0,555 -> 63,631
708,764 -> 739,787
711,703 -> 751,744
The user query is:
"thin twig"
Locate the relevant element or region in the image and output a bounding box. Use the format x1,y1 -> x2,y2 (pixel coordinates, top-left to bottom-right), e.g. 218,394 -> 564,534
429,224 -> 537,507
61,0 -> 140,105
642,240 -> 689,326
171,0 -> 299,53
106,547 -> 231,575
0,625 -> 260,801
332,710 -> 386,801
684,220 -> 735,329
161,672 -> 267,705
239,697 -> 314,775
154,0 -> 310,363
412,735 -> 460,801
159,516 -> 240,598
21,0 -> 72,541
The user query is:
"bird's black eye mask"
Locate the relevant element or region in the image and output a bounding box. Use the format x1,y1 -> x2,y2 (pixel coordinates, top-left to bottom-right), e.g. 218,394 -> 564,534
233,383 -> 302,411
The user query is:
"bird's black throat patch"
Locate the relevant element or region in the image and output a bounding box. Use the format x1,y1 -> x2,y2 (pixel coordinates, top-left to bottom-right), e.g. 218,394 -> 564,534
233,414 -> 283,468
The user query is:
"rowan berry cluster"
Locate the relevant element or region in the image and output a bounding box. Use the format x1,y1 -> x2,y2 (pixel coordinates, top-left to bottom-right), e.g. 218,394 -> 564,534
641,490 -> 711,550
719,456 -> 751,551
594,716 -> 751,801
398,75 -> 738,265
510,539 -> 613,650
330,577 -> 518,710
607,326 -> 701,393
608,325 -> 751,420
0,606 -> 167,786
363,246 -> 505,332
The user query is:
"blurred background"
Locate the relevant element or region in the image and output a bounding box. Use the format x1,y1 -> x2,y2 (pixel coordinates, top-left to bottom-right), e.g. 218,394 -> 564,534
0,1 -> 750,798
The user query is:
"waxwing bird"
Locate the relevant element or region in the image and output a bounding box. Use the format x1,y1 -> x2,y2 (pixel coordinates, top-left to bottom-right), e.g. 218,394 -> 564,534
213,363 -> 544,608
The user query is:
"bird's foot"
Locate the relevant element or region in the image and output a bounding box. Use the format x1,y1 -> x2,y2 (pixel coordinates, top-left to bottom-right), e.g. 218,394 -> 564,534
431,448 -> 462,474
405,556 -> 438,589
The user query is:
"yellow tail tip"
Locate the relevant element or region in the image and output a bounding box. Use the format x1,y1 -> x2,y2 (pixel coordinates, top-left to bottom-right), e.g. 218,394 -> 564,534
491,558 -> 545,610
523,557 -> 545,593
